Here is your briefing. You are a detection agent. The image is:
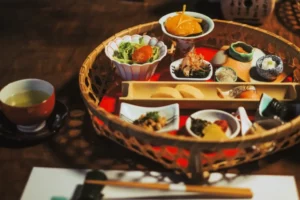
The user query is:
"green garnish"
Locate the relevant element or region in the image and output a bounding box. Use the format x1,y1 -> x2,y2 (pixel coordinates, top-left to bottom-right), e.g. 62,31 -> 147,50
145,111 -> 160,122
112,41 -> 160,64
190,117 -> 211,137
133,111 -> 160,124
174,65 -> 211,78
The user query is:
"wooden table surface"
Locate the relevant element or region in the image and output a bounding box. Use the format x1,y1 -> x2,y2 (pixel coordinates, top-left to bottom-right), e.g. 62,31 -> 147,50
1,0 -> 300,199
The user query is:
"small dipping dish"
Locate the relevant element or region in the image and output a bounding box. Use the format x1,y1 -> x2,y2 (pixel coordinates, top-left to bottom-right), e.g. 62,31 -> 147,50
228,41 -> 254,62
256,55 -> 283,81
215,66 -> 237,82
0,79 -> 55,132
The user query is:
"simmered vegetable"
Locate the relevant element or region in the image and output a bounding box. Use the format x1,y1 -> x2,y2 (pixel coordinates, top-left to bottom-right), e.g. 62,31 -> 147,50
173,50 -> 211,78
190,117 -> 229,139
190,118 -> 211,137
133,112 -> 167,131
214,120 -> 228,132
165,5 -> 203,37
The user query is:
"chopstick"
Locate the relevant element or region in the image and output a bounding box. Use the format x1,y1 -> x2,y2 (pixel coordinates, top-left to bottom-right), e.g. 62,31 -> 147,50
85,180 -> 253,199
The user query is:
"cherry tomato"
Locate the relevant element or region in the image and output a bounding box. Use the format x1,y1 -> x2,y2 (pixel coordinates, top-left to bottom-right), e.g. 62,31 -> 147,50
132,45 -> 153,63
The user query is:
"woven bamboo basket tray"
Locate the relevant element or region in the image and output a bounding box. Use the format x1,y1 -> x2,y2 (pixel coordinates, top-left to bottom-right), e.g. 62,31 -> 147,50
79,20 -> 300,181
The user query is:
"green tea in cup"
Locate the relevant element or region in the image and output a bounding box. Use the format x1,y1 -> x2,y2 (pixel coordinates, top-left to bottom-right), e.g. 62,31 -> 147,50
5,90 -> 50,107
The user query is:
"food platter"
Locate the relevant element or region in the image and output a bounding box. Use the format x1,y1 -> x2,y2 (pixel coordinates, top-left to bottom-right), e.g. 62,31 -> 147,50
79,11 -> 300,181
120,81 -> 297,109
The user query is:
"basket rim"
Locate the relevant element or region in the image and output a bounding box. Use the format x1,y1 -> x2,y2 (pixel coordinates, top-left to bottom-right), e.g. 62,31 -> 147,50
79,20 -> 300,146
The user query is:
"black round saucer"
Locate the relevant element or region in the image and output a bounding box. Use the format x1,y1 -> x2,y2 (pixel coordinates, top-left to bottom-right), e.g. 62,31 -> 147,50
0,100 -> 68,142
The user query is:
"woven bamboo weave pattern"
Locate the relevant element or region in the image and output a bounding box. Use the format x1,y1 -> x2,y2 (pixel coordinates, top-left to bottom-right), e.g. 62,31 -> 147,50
79,20 -> 300,179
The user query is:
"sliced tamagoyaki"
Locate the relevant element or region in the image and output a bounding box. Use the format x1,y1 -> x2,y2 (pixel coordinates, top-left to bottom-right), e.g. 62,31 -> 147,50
175,84 -> 204,99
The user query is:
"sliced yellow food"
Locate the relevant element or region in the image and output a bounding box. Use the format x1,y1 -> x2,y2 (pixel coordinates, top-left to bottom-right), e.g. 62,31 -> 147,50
165,5 -> 203,37
165,14 -> 202,36
202,124 -> 228,140
151,86 -> 183,98
175,84 -> 204,99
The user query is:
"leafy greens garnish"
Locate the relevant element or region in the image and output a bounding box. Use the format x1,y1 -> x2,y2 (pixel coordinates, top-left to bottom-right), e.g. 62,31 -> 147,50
112,40 -> 160,64
133,111 -> 161,124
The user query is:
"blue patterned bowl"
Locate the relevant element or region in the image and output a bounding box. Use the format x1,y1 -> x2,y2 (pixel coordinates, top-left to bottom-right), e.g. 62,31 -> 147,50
256,55 -> 283,81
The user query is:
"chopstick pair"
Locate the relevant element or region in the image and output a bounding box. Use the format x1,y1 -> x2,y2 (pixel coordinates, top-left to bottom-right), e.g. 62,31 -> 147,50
85,179 -> 253,199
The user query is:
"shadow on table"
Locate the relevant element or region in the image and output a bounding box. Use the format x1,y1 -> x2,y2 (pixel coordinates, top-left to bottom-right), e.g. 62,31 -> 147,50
46,75 -> 175,174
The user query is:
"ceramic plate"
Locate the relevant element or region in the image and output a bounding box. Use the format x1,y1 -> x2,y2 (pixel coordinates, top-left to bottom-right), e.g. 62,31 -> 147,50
119,103 -> 179,133
185,109 -> 241,139
170,58 -> 213,81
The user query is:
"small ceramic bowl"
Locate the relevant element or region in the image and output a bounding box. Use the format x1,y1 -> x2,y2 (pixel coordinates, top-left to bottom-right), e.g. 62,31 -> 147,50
119,103 -> 179,133
159,11 -> 214,54
186,109 -> 241,139
256,55 -> 283,81
215,66 -> 238,82
0,79 -> 55,132
170,58 -> 213,81
228,41 -> 254,62
105,34 -> 167,81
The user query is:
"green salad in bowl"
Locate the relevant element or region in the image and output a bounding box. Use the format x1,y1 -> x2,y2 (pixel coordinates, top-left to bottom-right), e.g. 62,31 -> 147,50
113,40 -> 160,64
105,34 -> 167,81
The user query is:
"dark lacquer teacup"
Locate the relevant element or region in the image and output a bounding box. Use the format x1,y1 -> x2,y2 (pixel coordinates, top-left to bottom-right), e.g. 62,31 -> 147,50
0,79 -> 55,132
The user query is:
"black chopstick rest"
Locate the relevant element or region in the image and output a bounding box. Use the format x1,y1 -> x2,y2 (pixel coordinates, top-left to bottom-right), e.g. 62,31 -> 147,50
78,170 -> 107,200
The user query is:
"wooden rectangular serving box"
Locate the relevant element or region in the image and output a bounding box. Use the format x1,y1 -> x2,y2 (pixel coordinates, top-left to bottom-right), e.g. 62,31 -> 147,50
120,81 -> 297,110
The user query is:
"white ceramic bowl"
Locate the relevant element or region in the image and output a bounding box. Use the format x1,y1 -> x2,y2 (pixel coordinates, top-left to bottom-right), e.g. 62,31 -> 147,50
105,34 -> 167,81
185,109 -> 241,139
170,58 -> 213,81
119,103 -> 179,133
159,12 -> 214,53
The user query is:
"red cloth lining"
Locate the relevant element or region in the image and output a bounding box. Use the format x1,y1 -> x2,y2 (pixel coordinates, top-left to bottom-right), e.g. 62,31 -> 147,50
96,47 -> 291,168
